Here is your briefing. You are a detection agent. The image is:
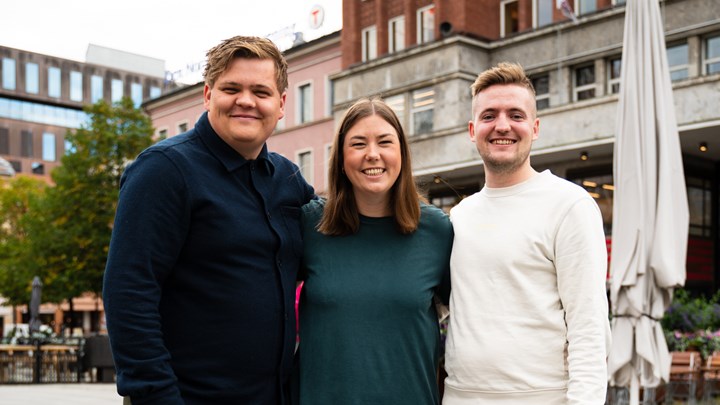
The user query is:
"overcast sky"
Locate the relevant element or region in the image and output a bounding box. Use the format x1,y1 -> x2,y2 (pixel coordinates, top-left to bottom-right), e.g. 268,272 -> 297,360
2,0 -> 341,83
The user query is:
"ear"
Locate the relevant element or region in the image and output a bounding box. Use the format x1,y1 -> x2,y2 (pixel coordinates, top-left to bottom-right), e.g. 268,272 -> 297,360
468,120 -> 476,143
278,91 -> 287,120
203,84 -> 211,110
531,117 -> 540,141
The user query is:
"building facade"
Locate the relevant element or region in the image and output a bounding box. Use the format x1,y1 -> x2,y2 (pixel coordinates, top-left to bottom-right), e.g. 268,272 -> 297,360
0,44 -> 172,337
0,44 -> 169,180
334,0 -> 719,294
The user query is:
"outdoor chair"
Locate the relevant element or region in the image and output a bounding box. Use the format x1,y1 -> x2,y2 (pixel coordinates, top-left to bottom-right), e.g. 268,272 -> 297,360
666,351 -> 701,404
702,351 -> 720,401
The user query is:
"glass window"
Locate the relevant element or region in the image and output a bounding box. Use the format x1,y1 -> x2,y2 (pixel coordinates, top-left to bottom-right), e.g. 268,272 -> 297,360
574,64 -> 596,101
502,0 -> 519,37
0,96 -> 88,128
536,0 -> 553,27
2,58 -> 16,90
177,122 -> 188,134
578,0 -> 597,15
531,74 -> 550,110
608,57 -> 622,94
91,75 -> 104,103
150,86 -> 162,99
411,87 -> 434,135
70,71 -> 83,102
42,132 -> 56,161
389,16 -> 405,53
361,26 -> 377,62
297,150 -> 313,186
417,5 -> 435,44
0,127 -> 8,154
298,83 -> 313,124
111,79 -> 123,103
158,129 -> 168,139
48,67 -> 61,98
26,63 -> 39,94
21,130 -> 33,157
704,34 -> 720,75
385,94 -> 406,127
667,43 -> 689,81
31,162 -> 44,175
131,82 -> 143,107
687,176 -> 712,237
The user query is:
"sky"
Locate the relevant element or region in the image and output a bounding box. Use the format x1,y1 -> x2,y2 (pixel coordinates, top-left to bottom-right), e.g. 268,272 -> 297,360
2,0 -> 342,84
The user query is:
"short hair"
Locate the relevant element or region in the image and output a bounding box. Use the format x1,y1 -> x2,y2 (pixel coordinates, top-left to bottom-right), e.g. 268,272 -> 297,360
470,62 -> 535,98
318,97 -> 425,236
203,36 -> 288,92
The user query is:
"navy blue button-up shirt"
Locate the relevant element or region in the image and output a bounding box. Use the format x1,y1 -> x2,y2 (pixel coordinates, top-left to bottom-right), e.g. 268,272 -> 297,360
103,112 -> 314,405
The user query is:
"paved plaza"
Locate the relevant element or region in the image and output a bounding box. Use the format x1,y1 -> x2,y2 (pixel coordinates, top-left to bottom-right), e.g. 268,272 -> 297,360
0,383 -> 121,405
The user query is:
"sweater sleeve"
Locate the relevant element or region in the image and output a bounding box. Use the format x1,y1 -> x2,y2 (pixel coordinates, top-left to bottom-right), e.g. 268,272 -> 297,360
103,150 -> 190,405
554,197 -> 612,404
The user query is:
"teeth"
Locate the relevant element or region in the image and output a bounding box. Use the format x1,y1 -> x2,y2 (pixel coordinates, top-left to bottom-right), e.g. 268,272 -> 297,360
492,139 -> 515,145
363,168 -> 384,176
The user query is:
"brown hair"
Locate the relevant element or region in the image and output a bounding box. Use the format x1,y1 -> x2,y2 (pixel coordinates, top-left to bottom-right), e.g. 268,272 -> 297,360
203,36 -> 288,92
318,97 -> 425,236
471,62 -> 535,98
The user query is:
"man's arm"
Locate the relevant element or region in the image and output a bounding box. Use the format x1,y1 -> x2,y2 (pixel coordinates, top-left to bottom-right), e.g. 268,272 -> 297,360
555,197 -> 612,404
103,151 -> 189,405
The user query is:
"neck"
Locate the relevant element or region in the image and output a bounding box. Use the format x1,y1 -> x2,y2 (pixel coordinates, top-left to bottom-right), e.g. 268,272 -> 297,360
485,165 -> 538,188
355,193 -> 392,217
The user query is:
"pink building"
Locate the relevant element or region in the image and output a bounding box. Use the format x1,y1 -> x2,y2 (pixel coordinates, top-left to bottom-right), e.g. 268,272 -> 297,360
143,31 -> 341,195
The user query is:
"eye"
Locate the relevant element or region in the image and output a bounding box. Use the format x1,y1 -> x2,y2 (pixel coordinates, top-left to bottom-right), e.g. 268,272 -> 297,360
481,114 -> 494,121
350,142 -> 366,148
379,139 -> 394,145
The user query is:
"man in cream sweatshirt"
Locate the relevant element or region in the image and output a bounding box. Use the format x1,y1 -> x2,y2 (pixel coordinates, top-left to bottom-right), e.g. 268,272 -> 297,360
443,62 -> 611,404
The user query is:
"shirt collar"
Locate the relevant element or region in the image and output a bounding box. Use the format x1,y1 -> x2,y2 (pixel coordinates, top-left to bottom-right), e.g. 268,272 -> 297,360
196,112 -> 275,175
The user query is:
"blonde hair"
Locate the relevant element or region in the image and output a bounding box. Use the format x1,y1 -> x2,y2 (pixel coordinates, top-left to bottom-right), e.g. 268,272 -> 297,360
471,62 -> 535,97
203,36 -> 288,92
318,98 -> 425,236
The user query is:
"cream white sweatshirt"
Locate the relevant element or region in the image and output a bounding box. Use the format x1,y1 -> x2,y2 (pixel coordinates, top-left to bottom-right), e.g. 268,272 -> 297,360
444,170 -> 611,405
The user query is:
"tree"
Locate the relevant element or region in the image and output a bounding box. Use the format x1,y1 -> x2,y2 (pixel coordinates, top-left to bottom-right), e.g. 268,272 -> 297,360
26,98 -> 154,327
0,176 -> 47,321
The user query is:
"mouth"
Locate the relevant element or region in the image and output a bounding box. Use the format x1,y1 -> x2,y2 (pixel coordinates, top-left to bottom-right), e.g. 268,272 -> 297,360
362,168 -> 385,176
490,139 -> 516,145
231,113 -> 259,120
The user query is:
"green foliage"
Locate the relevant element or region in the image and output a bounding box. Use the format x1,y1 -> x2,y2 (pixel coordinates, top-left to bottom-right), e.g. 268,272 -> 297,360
0,177 -> 47,306
24,97 -> 154,304
663,289 -> 720,359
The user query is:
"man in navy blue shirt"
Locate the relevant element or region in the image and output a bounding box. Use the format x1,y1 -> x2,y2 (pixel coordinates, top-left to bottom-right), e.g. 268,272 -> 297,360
103,36 -> 314,405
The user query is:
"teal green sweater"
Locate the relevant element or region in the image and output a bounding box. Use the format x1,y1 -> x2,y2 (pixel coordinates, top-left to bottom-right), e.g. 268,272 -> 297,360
296,199 -> 453,405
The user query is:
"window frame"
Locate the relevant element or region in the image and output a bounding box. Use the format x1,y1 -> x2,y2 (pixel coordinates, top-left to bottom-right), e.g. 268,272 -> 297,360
667,42 -> 690,81
703,34 -> 720,75
42,132 -> 56,162
70,71 -> 83,102
573,64 -> 597,101
48,66 -> 61,98
25,62 -> 39,94
501,0 -> 519,38
296,148 -> 314,187
410,87 -> 435,136
91,75 -> 104,103
388,15 -> 406,53
417,5 -> 436,44
296,81 -> 314,125
531,74 -> 550,110
2,58 -> 16,90
361,25 -> 378,62
607,56 -> 622,94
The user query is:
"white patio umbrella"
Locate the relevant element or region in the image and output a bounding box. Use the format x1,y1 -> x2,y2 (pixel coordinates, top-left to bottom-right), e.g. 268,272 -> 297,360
607,0 -> 690,404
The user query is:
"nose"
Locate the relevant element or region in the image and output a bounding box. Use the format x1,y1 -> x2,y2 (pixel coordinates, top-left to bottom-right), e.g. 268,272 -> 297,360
365,143 -> 380,160
495,114 -> 511,133
235,90 -> 255,108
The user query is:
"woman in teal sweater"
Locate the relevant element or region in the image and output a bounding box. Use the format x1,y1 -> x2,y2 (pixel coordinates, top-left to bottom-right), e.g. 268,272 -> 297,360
296,98 -> 453,404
